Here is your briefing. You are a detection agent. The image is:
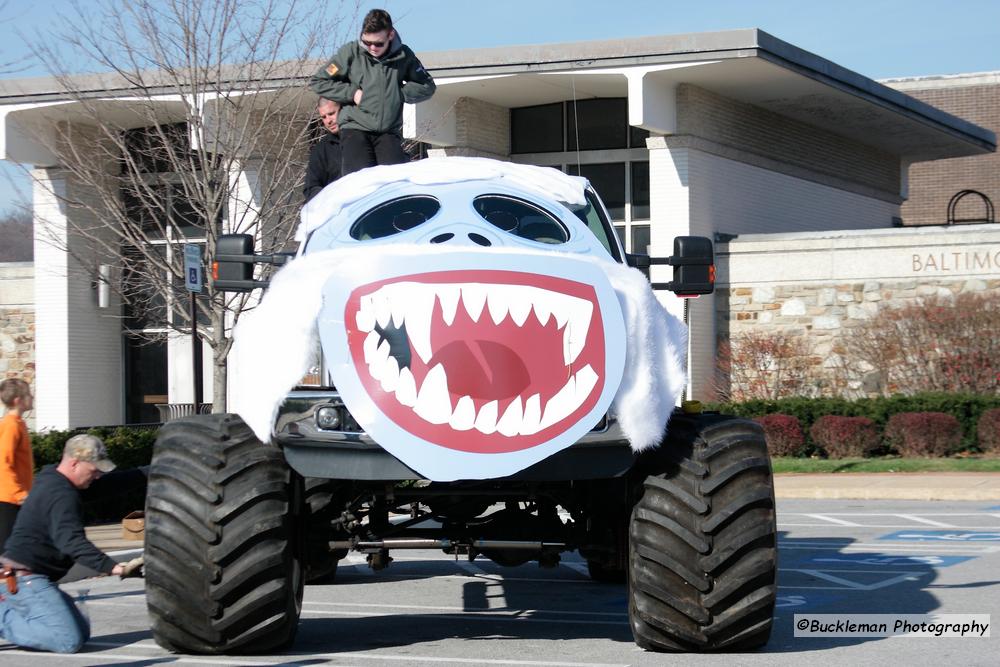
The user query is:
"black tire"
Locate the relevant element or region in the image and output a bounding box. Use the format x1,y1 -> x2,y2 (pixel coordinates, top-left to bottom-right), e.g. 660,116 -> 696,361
628,413 -> 776,652
303,477 -> 348,583
144,414 -> 303,654
587,559 -> 626,583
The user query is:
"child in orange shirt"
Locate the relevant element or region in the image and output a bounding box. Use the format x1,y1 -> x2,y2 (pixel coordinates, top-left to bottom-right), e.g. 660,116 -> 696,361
0,378 -> 34,549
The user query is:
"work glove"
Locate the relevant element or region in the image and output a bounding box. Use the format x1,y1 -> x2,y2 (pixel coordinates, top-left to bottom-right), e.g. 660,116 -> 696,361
119,556 -> 145,579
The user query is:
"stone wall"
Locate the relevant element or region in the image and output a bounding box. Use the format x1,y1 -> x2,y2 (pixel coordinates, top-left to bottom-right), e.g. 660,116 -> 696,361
0,262 -> 35,428
715,224 -> 1000,399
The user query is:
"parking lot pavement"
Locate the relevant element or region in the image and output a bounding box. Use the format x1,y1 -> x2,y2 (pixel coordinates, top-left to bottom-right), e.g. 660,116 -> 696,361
3,498 -> 998,666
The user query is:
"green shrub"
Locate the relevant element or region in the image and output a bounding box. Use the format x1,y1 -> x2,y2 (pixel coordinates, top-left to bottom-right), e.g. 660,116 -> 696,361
976,408 -> 1000,454
884,412 -> 962,457
753,414 -> 805,457
29,425 -> 157,523
809,415 -> 881,459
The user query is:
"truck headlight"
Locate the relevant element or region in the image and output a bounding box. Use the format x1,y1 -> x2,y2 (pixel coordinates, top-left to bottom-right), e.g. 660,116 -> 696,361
316,405 -> 341,430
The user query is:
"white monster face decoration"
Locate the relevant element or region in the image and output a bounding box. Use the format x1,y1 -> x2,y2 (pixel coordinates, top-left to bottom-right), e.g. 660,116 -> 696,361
306,172 -> 627,480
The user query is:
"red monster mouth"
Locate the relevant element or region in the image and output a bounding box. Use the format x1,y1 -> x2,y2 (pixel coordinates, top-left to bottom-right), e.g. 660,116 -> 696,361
345,270 -> 606,453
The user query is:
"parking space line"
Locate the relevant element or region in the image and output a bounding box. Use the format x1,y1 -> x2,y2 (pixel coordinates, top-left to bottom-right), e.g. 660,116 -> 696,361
778,522 -> 999,529
894,514 -> 957,527
83,641 -> 633,666
784,568 -> 929,591
304,600 -> 626,618
801,514 -> 862,526
778,540 -> 1000,553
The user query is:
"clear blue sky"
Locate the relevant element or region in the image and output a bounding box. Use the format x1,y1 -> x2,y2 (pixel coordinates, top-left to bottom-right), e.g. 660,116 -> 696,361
2,0 -> 999,210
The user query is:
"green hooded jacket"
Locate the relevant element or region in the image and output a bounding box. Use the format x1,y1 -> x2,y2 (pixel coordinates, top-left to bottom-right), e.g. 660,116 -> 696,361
310,32 -> 436,135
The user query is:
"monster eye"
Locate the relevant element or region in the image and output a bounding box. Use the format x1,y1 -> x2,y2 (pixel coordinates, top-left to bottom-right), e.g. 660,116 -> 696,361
473,195 -> 569,244
350,196 -> 441,240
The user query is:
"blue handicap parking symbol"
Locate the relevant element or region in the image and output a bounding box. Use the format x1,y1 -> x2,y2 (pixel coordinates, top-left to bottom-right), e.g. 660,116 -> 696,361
879,530 -> 1000,542
804,554 -> 973,567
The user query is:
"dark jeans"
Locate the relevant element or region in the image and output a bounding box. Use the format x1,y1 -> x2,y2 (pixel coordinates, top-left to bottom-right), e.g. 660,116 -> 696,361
340,129 -> 409,176
0,502 -> 18,550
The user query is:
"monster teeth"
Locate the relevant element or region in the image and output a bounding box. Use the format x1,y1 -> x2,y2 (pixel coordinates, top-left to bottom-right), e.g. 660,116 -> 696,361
396,367 -> 417,406
449,395 -> 476,431
438,285 -> 461,326
413,363 -> 451,424
363,331 -> 380,365
474,400 -> 498,434
461,284 -> 487,322
357,281 -> 596,392
399,287 -> 435,364
496,396 -> 523,437
379,355 -> 400,393
521,393 -> 542,435
365,358 -> 599,437
562,299 -> 593,366
374,293 -> 392,329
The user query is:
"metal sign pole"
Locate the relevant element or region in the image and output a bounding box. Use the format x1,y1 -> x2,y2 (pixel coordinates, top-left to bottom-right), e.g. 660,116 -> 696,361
191,292 -> 203,407
184,244 -> 204,410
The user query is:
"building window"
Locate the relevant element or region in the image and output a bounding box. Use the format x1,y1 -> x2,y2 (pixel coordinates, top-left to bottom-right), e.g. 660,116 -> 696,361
568,163 -> 625,220
631,161 -> 650,220
512,98 -> 650,155
566,161 -> 648,252
566,99 -> 628,151
631,224 -> 651,255
511,102 -> 564,154
512,99 -> 651,254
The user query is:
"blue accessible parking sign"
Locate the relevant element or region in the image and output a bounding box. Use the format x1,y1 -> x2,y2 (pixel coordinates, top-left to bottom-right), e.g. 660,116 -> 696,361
184,244 -> 203,293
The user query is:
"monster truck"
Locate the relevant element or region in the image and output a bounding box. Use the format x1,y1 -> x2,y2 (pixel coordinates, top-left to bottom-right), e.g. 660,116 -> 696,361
143,157 -> 776,654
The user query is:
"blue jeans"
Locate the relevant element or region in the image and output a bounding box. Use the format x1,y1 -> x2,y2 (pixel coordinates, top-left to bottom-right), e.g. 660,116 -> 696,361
0,574 -> 90,653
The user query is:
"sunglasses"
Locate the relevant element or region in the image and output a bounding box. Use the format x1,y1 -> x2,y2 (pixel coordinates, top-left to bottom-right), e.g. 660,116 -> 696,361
362,38 -> 386,48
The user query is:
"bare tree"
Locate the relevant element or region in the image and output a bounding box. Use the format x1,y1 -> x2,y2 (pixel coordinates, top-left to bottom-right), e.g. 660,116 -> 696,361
23,0 -> 357,410
0,207 -> 32,261
715,330 -> 814,401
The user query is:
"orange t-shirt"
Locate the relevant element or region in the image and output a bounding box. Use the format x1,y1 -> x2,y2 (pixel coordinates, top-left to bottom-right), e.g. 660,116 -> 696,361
0,411 -> 33,504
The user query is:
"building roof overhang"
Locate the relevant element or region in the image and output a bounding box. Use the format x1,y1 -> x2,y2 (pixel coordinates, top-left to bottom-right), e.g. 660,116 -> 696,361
0,29 -> 994,164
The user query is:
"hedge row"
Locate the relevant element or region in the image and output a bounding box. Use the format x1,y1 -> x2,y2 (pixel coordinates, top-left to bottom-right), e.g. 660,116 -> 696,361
754,411 -> 984,458
30,425 -> 158,522
708,392 -> 1000,452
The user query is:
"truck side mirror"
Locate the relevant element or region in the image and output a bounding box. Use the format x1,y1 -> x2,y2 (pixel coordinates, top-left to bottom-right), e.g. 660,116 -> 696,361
212,234 -> 255,292
641,236 -> 715,296
668,236 -> 715,296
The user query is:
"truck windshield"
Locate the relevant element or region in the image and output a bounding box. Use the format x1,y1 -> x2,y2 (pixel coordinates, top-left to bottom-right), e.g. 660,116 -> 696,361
568,189 -> 623,262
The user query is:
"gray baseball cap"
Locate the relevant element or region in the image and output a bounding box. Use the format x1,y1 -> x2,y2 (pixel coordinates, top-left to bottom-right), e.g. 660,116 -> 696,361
64,434 -> 117,473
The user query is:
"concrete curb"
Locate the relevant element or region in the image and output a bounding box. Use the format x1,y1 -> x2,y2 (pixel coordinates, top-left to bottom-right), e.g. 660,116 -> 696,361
775,472 -> 1000,501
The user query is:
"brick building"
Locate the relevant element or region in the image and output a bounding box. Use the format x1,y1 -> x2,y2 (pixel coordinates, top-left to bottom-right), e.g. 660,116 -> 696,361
885,72 -> 1000,226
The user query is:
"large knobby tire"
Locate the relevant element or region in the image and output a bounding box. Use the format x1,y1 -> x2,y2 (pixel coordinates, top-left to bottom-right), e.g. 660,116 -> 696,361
302,477 -> 348,583
144,414 -> 303,654
628,413 -> 777,652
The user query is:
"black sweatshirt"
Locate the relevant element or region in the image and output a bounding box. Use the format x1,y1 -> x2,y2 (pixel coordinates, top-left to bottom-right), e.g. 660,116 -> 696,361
2,465 -> 143,580
303,133 -> 342,202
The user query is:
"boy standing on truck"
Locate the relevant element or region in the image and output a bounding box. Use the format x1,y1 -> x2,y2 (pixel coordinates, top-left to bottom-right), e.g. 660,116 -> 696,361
310,8 -> 435,176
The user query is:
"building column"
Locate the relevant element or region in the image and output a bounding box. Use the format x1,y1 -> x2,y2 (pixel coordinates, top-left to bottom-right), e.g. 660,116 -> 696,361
33,167 -> 123,428
646,137 -> 717,401
31,168 -> 69,429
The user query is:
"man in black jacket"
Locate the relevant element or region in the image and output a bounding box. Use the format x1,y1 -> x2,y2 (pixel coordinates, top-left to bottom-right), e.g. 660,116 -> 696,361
0,434 -> 144,653
310,8 -> 435,176
303,97 -> 343,203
